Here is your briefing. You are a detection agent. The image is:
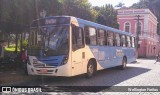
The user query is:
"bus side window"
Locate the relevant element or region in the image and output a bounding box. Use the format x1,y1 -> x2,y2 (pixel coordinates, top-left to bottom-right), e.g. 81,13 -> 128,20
132,37 -> 135,47
130,37 -> 132,47
84,26 -> 90,45
107,31 -> 114,46
113,33 -> 117,46
121,35 -> 126,47
124,36 -> 127,47
72,25 -> 84,51
115,33 -> 121,47
126,36 -> 131,47
85,26 -> 97,45
97,29 -> 105,46
105,31 -> 108,45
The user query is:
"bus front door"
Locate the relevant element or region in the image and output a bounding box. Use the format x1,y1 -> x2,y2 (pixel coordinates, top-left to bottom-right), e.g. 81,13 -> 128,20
71,25 -> 84,76
71,49 -> 84,76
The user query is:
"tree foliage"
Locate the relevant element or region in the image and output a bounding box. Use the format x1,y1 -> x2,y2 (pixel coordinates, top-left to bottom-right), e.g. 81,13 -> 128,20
0,0 -> 118,31
115,2 -> 125,8
61,0 -> 98,21
94,4 -> 119,28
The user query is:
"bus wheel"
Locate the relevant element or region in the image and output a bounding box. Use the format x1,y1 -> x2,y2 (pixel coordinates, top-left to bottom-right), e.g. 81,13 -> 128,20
120,57 -> 127,70
86,61 -> 96,78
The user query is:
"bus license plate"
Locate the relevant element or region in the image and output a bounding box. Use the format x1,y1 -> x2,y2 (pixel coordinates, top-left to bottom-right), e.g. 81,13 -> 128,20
39,69 -> 47,73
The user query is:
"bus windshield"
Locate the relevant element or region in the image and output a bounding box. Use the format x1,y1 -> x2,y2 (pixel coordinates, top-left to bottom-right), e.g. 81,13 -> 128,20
28,25 -> 69,57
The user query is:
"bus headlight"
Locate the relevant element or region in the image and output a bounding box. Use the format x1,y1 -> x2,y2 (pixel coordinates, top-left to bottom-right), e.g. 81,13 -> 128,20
62,59 -> 68,65
61,56 -> 68,65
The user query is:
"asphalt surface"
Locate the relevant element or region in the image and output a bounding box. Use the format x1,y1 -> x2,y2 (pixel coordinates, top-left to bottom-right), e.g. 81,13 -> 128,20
1,59 -> 160,94
9,59 -> 159,91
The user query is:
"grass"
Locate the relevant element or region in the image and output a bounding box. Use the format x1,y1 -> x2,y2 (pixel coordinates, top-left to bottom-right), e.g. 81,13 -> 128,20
4,44 -> 20,52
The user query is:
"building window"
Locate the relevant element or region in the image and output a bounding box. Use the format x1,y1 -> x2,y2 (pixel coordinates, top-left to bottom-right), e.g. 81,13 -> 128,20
124,22 -> 130,32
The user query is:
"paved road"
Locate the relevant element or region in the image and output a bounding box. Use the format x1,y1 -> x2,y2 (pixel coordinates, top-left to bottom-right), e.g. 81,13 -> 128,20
16,59 -> 160,93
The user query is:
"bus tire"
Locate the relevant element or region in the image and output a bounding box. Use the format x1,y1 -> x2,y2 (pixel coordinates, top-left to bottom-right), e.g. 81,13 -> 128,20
120,57 -> 127,70
86,60 -> 96,78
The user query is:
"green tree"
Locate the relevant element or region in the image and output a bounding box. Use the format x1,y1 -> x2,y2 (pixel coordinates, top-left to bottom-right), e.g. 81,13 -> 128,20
94,4 -> 119,28
115,2 -> 125,8
0,0 -> 118,30
61,0 -> 98,21
131,0 -> 149,9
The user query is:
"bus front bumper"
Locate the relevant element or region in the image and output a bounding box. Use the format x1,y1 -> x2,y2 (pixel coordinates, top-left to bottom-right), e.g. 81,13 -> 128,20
27,64 -> 71,77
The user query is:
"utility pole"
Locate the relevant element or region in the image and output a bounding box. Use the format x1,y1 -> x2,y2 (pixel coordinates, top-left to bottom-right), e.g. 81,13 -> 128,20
134,15 -> 143,58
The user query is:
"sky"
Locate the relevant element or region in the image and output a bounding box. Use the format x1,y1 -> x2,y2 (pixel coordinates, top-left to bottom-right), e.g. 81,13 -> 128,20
88,0 -> 140,7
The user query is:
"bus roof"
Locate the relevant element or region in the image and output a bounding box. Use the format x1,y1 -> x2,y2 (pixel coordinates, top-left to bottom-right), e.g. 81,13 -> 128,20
32,16 -> 135,37
75,17 -> 135,37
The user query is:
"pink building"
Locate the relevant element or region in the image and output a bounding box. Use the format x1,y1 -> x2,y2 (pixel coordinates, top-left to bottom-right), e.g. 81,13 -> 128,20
117,9 -> 160,58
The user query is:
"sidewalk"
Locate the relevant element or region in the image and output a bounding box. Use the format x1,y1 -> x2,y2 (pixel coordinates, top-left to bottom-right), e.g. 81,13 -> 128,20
0,68 -> 39,86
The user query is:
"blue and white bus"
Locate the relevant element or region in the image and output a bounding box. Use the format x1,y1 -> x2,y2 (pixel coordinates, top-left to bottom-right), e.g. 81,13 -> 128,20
27,16 -> 136,77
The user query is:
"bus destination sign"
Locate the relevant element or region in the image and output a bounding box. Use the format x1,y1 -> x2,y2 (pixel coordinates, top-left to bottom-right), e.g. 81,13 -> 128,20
31,17 -> 70,27
45,19 -> 57,25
